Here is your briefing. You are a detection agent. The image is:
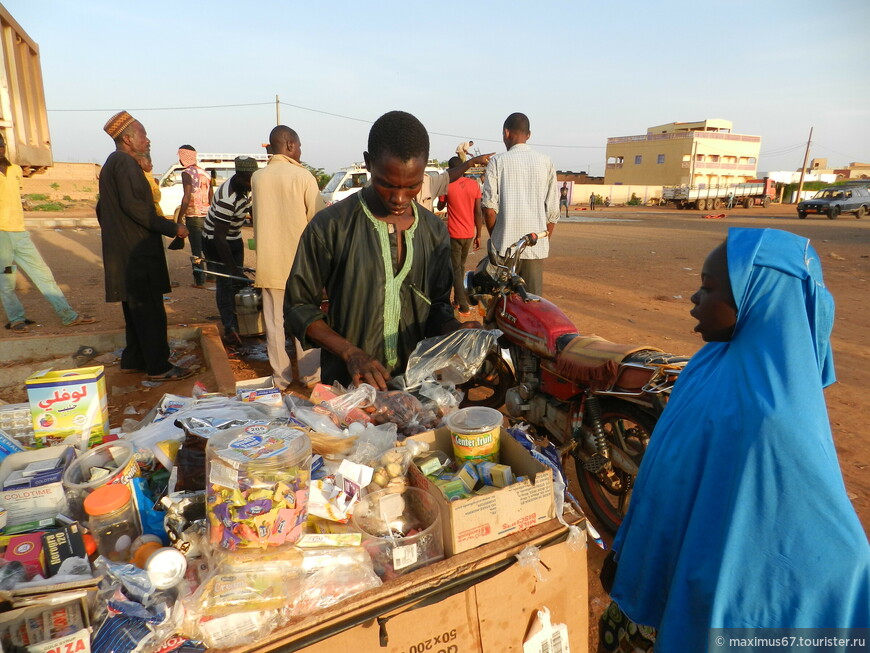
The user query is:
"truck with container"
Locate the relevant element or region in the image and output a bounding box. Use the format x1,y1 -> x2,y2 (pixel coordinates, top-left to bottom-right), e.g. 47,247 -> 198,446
0,2 -> 52,176
662,178 -> 776,210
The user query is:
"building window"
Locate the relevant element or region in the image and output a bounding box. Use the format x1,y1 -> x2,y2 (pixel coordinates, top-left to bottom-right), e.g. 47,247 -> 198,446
635,155 -> 642,165
657,154 -> 665,164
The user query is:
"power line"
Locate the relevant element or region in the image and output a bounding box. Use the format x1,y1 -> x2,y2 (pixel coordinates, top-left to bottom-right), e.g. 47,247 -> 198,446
812,143 -> 867,163
278,101 -> 604,149
47,102 -> 274,112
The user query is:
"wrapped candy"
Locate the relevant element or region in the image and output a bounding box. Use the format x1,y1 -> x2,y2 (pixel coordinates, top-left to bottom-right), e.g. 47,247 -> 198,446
206,424 -> 312,551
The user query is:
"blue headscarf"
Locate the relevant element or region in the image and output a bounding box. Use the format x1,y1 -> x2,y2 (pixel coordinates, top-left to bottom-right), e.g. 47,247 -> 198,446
610,228 -> 869,651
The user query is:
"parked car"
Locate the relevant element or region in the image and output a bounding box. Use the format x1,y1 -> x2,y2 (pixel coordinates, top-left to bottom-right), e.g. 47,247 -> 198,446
156,153 -> 268,218
797,186 -> 869,220
320,163 -> 447,215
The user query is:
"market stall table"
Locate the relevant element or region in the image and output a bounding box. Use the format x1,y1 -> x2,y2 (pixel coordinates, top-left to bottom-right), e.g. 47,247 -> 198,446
225,516 -> 587,653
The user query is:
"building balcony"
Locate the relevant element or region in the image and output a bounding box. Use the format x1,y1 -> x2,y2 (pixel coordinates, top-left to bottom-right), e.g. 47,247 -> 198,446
606,163 -> 624,169
608,132 -> 761,145
681,161 -> 757,171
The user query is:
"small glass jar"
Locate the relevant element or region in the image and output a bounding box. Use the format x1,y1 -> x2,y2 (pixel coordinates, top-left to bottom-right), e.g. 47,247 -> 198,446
83,483 -> 142,562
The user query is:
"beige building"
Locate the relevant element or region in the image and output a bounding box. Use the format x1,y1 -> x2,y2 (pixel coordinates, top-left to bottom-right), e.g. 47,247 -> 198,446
802,158 -> 870,181
604,119 -> 761,187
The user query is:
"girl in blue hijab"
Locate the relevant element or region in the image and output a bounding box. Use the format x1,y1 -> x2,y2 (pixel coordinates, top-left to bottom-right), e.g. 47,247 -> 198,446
605,228 -> 870,652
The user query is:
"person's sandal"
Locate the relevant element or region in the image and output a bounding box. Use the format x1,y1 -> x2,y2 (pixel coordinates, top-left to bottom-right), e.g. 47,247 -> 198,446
10,321 -> 29,333
64,315 -> 97,326
147,366 -> 194,381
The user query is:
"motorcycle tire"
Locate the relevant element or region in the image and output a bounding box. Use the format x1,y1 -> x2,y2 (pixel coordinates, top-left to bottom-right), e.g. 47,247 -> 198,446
574,398 -> 658,535
458,350 -> 515,409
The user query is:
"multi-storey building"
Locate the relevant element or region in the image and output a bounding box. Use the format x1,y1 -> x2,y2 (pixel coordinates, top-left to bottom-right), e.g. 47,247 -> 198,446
604,119 -> 761,187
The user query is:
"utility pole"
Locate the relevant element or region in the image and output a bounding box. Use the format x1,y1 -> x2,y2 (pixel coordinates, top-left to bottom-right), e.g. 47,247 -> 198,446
276,94 -> 281,125
796,127 -> 813,204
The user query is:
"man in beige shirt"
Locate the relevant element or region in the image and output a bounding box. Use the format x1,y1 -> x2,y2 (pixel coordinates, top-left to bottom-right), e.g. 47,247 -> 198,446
252,125 -> 324,389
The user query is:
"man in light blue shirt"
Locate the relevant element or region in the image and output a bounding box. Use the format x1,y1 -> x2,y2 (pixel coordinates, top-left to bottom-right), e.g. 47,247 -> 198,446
481,112 -> 559,295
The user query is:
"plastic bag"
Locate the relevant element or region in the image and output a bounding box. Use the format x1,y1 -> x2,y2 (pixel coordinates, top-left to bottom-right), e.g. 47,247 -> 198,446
191,609 -> 281,649
322,383 -> 376,424
188,565 -> 295,616
91,557 -> 180,653
508,425 -> 596,551
397,329 -> 501,390
419,380 -> 462,418
284,553 -> 381,618
347,422 -> 398,465
128,398 -> 276,469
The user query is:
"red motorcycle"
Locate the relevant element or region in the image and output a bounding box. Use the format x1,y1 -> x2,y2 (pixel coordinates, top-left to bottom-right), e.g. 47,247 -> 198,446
460,232 -> 688,534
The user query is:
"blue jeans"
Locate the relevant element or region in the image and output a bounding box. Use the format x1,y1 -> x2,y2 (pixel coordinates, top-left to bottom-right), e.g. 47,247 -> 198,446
0,230 -> 78,325
186,216 -> 206,285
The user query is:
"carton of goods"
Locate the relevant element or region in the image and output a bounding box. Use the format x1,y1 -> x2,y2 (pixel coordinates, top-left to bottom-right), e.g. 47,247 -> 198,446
0,589 -> 92,652
409,427 -> 555,556
236,376 -> 283,407
0,446 -> 75,527
25,366 -> 109,448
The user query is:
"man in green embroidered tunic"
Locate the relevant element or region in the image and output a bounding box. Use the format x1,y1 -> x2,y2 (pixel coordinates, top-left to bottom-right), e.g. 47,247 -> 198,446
285,111 -> 473,390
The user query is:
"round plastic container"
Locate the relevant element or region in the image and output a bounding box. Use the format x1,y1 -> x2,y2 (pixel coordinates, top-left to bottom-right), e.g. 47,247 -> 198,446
206,424 -> 311,551
351,486 -> 444,580
445,406 -> 504,464
63,440 -> 139,520
83,483 -> 142,562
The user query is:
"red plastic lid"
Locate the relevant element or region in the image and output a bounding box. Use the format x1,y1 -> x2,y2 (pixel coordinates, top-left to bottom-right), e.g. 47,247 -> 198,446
83,483 -> 132,517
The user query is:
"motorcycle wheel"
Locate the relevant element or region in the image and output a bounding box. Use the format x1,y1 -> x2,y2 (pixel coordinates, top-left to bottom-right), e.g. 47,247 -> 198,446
458,351 -> 514,409
574,398 -> 658,535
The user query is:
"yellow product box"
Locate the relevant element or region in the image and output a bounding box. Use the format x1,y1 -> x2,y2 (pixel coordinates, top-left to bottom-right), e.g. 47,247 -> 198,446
25,366 -> 109,448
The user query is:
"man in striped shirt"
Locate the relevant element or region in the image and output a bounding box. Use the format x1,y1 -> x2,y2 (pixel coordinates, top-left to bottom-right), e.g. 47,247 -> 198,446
481,112 -> 559,296
202,156 -> 256,344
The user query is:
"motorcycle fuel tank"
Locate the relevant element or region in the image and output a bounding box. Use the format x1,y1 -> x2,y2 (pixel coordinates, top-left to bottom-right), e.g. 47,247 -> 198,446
496,294 -> 577,360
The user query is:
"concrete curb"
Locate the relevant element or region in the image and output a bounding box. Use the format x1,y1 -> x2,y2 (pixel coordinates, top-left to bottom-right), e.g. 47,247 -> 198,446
24,216 -> 100,229
0,323 -> 234,394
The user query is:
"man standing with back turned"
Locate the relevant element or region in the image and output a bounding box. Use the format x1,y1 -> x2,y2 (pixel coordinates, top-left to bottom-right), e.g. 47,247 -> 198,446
97,111 -> 193,381
252,126 -> 324,390
481,112 -> 559,296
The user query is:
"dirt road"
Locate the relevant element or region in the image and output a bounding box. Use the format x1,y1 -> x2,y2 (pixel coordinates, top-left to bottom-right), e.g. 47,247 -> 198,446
3,204 -> 868,644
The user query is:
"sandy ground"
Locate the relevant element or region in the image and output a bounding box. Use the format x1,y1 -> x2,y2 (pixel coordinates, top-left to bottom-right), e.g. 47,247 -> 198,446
2,203 -> 867,646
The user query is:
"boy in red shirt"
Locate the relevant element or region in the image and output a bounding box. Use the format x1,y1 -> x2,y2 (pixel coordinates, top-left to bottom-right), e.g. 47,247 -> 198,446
437,156 -> 483,316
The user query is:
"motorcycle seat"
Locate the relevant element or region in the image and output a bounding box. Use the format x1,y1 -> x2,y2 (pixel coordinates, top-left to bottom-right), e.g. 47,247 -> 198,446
554,335 -> 663,390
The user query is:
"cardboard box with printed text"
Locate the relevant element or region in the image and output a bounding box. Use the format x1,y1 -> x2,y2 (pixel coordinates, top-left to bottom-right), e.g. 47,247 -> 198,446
25,366 -> 109,447
408,427 -> 555,556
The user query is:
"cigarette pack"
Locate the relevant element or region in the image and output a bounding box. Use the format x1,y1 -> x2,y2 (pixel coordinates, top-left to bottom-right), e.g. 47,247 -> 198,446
42,523 -> 87,577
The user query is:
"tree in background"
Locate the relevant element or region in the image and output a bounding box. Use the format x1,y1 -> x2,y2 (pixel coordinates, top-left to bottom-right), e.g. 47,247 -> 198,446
303,163 -> 332,190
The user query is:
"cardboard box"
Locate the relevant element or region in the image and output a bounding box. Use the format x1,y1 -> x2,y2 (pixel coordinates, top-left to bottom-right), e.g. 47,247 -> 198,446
3,532 -> 46,578
408,427 -> 555,556
235,376 -> 283,407
25,366 -> 109,447
235,519 -> 587,653
0,446 -> 74,526
0,588 -> 93,651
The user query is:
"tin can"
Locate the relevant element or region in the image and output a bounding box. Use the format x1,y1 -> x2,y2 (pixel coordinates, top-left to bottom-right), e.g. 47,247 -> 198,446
445,407 -> 504,464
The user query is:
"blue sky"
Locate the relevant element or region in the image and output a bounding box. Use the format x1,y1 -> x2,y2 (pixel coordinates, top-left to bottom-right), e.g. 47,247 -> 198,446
6,0 -> 869,177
